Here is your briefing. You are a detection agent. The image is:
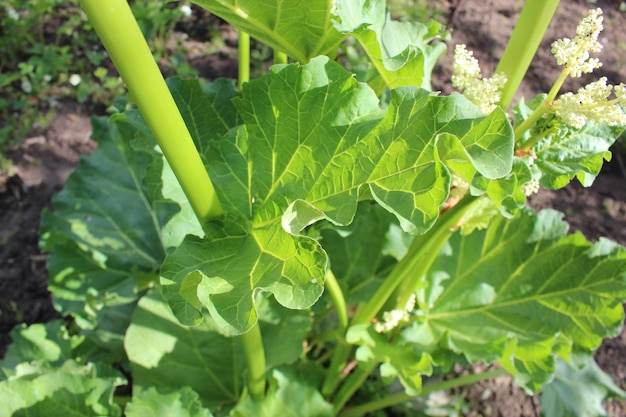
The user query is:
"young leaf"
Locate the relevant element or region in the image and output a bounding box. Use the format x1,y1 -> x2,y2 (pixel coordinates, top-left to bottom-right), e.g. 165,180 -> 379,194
347,324 -> 433,395
407,209 -> 626,391
189,0 -> 345,63
230,367 -> 333,417
161,57 -> 513,335
541,354 -> 626,417
333,0 -> 448,90
514,95 -> 623,189
125,387 -> 214,417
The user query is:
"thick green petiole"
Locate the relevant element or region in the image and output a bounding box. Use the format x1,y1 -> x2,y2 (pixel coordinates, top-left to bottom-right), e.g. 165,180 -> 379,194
78,0 -> 222,224
238,30 -> 251,90
241,323 -> 267,399
79,0 -> 267,399
323,197 -> 478,395
496,0 -> 560,109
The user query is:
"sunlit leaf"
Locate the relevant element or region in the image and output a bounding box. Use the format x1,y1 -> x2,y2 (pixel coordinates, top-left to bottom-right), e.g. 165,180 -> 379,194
161,57 -> 513,334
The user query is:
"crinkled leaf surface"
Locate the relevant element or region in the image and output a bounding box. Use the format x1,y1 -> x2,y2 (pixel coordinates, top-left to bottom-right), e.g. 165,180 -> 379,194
190,0 -> 345,63
230,367 -> 333,417
333,0 -> 448,89
541,354 -> 626,417
406,209 -> 626,391
125,387 -> 214,417
0,360 -> 124,417
161,56 -> 513,334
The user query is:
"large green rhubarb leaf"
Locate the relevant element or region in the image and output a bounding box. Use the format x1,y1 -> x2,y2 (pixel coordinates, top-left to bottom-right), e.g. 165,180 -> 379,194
161,57 -> 513,334
333,0 -> 448,90
405,209 -> 626,391
190,0 -> 345,63
39,116 -> 177,324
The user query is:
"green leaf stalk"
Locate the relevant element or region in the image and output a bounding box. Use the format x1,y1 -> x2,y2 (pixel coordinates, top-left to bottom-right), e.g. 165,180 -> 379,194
77,0 -> 222,224
496,0 -> 560,109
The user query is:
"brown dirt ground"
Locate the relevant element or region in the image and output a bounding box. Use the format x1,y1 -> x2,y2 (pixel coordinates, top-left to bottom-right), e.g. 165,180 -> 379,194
0,1 -> 625,416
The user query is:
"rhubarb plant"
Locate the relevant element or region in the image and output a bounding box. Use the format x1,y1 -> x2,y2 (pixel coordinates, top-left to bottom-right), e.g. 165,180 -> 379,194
2,0 -> 626,416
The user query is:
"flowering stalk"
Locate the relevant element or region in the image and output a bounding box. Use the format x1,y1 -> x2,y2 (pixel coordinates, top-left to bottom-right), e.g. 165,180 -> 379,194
77,0 -> 222,223
515,8 -> 626,145
496,0 -> 560,109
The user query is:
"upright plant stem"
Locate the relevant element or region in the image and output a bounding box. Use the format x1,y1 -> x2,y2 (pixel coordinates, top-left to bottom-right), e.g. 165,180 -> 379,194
236,27 -> 268,398
496,0 -> 560,109
77,0 -> 222,223
240,324 -> 267,399
238,30 -> 250,90
80,0 -> 266,398
274,49 -> 288,65
323,197 -> 478,395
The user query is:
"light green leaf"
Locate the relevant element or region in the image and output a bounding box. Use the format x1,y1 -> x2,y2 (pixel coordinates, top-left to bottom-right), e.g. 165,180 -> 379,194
541,354 -> 626,417
409,209 -> 626,391
333,0 -> 448,90
231,367 -> 333,417
347,324 -> 433,395
190,0 -> 345,63
0,360 -> 124,417
161,57 -> 513,334
125,387 -> 214,417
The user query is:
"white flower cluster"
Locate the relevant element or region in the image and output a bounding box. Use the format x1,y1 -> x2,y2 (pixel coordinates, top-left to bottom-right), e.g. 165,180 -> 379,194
552,77 -> 626,128
521,179 -> 540,196
551,8 -> 603,78
374,294 -> 417,333
451,44 -> 507,114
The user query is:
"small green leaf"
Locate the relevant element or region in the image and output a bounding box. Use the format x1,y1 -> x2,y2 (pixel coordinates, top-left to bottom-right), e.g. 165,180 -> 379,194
125,387 -> 214,417
231,367 -> 333,417
347,324 -> 433,395
541,354 -> 626,417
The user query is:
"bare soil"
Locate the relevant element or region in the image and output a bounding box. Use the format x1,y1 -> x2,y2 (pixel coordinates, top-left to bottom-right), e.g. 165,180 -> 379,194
0,1 -> 625,415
